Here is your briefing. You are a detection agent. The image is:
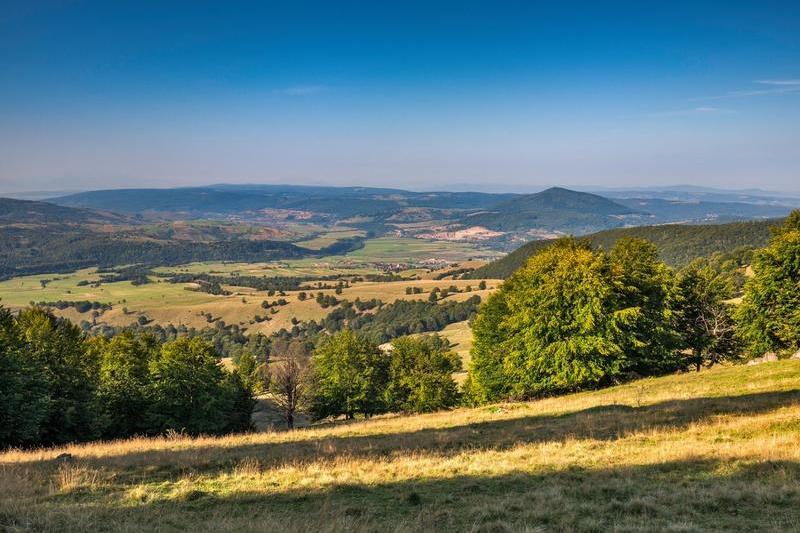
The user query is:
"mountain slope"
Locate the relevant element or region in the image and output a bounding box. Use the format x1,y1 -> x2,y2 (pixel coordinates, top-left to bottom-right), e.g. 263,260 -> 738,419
51,185 -> 517,217
467,218 -> 777,279
464,187 -> 642,234
0,197 -> 132,224
4,360 -> 800,531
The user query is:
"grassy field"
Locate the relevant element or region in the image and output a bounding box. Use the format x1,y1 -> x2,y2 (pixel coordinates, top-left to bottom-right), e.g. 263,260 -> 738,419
2,360 -> 799,531
294,229 -> 367,250
0,234 -> 501,334
0,265 -> 500,335
339,237 -> 500,263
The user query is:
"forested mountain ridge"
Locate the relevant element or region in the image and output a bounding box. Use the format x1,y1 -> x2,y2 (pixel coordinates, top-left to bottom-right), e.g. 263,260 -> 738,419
0,197 -> 133,224
461,187 -> 643,234
51,185 -> 516,216
466,218 -> 777,279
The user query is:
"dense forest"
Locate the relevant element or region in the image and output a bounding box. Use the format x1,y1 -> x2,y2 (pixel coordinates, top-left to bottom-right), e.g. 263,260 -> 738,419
467,218 -> 776,279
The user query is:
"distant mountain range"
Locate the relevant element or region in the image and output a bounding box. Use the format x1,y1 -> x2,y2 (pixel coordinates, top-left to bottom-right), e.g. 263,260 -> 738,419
0,184 -> 795,277
48,184 -> 795,245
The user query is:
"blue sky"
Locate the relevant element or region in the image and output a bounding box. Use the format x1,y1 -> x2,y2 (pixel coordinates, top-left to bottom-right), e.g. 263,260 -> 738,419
0,0 -> 798,192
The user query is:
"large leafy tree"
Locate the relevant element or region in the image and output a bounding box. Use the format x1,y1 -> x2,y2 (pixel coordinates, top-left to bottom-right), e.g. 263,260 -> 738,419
736,212 -> 800,355
609,238 -> 681,375
676,261 -> 740,370
308,330 -> 388,420
462,290 -> 511,405
470,240 -> 632,401
13,307 -> 98,444
0,307 -> 50,447
91,332 -> 156,439
147,337 -> 240,435
385,335 -> 461,413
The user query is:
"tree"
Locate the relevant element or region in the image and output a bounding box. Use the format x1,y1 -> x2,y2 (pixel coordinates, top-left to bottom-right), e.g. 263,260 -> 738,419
235,350 -> 261,393
463,290 -> 511,404
147,337 -> 246,435
736,212 -> 800,355
0,307 -> 50,448
609,238 -> 681,375
676,262 -> 740,371
91,332 -> 156,439
307,330 -> 388,420
468,240 -> 633,401
385,335 -> 461,413
14,307 -> 98,444
267,341 -> 309,429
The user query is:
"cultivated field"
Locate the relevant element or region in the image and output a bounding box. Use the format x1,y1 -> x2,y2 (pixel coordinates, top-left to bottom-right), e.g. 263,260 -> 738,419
2,361 -> 799,532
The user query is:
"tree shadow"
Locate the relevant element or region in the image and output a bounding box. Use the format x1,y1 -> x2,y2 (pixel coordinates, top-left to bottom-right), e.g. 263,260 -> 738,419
11,458 -> 800,531
17,389 -> 800,482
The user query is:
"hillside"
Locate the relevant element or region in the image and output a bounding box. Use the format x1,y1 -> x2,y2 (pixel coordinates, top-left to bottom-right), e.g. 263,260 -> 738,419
467,218 -> 777,279
462,187 -> 641,234
3,360 -> 799,531
0,197 -> 131,224
51,185 -> 515,218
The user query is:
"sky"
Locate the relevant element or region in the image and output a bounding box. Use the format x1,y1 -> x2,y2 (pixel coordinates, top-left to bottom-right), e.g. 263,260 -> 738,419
0,0 -> 799,193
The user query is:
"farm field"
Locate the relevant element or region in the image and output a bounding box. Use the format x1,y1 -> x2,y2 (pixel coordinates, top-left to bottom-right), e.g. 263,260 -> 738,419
0,242 -> 501,335
2,360 -> 799,532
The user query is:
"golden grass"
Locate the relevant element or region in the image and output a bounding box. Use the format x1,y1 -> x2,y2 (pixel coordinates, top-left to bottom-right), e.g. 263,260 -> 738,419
2,361 -> 800,531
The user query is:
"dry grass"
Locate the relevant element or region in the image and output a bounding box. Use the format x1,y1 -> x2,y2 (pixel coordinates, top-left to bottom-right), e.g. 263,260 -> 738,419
2,361 -> 800,532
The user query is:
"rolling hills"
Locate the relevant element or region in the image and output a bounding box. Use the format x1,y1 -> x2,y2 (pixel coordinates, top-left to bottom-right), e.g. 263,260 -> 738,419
2,360 -> 799,531
48,184 -> 796,246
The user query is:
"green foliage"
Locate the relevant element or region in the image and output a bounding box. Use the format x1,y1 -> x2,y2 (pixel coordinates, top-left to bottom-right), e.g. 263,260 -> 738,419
462,290 -> 511,404
468,238 -> 682,402
147,337 -> 246,435
0,308 -> 50,447
470,241 -> 625,401
307,330 -> 388,420
676,262 -> 740,370
737,212 -> 800,354
609,238 -> 681,374
92,333 -> 155,439
385,335 -> 461,413
14,307 -> 99,444
0,307 -> 255,448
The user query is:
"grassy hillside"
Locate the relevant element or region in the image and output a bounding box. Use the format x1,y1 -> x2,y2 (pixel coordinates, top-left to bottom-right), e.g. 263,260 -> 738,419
468,218 -> 776,279
3,360 -> 800,531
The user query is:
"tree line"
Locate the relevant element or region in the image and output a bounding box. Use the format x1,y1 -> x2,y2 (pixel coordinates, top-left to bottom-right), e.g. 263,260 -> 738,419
465,212 -> 800,403
0,307 -> 253,448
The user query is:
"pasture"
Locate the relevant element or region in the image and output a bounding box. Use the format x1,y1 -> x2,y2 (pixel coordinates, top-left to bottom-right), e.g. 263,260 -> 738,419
2,360 -> 799,531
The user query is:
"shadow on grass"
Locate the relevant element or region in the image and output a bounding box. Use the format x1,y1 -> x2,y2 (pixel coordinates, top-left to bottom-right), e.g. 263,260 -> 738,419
18,389 -> 800,481
9,458 -> 800,531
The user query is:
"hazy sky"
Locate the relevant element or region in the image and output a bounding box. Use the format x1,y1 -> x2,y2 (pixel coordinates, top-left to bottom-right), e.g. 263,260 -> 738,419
1,1 -> 799,193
